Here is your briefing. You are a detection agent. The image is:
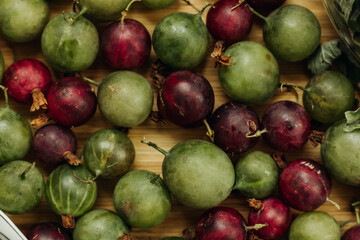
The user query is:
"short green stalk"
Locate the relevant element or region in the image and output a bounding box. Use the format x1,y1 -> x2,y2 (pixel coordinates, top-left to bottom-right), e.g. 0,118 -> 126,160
21,162 -> 36,180
326,198 -> 341,210
70,7 -> 87,22
280,82 -> 308,92
246,3 -> 268,22
0,85 -> 9,109
246,129 -> 267,138
203,119 -> 214,143
339,220 -> 352,228
199,3 -> 212,15
141,137 -> 169,157
83,76 -> 100,86
72,171 -> 97,184
245,223 -> 268,231
231,0 -> 245,10
280,82 -> 308,103
121,0 -> 141,24
351,202 -> 360,224
181,0 -> 201,12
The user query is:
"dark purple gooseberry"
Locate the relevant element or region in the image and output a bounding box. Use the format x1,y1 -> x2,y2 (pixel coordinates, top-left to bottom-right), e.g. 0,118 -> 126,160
26,222 -> 72,240
342,225 -> 360,240
279,158 -> 338,212
47,77 -> 97,127
206,0 -> 253,46
33,124 -> 80,168
101,18 -> 151,69
341,202 -> 360,239
3,58 -> 52,111
248,198 -> 292,240
157,70 -> 214,127
261,100 -> 311,152
209,102 -> 260,155
195,206 -> 267,240
248,0 -> 286,15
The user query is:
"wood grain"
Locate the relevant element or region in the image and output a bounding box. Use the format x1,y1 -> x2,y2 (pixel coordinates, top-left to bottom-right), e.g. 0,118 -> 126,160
1,0 -> 360,239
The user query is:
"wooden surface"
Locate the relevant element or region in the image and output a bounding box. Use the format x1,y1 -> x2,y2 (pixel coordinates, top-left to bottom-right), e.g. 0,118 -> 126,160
1,0 -> 360,239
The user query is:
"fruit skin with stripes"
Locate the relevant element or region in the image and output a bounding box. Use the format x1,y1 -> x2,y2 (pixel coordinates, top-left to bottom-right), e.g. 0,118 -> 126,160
73,209 -> 129,240
83,128 -> 135,179
279,159 -> 332,211
45,164 -> 97,229
0,160 -> 45,215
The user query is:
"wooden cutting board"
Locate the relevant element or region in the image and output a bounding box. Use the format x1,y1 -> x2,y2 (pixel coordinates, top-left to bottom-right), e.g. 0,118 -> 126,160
1,0 -> 360,239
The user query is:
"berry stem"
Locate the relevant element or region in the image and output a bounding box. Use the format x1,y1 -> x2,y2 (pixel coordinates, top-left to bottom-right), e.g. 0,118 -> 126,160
121,0 -> 141,24
246,3 -> 268,22
246,223 -> 268,231
246,129 -> 267,138
141,137 -> 169,157
0,85 -> 9,109
203,119 -> 214,143
181,0 -> 201,12
326,198 -> 341,210
21,162 -> 36,180
339,220 -> 351,228
71,7 -> 87,22
199,3 -> 212,15
72,171 -> 96,184
280,82 -> 308,92
231,0 -> 245,10
83,76 -> 100,86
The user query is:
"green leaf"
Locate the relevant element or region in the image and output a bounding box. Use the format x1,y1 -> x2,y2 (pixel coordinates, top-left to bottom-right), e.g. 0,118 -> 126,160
343,108 -> 360,132
335,0 -> 356,23
348,0 -> 360,43
308,40 -> 342,75
335,0 -> 360,44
